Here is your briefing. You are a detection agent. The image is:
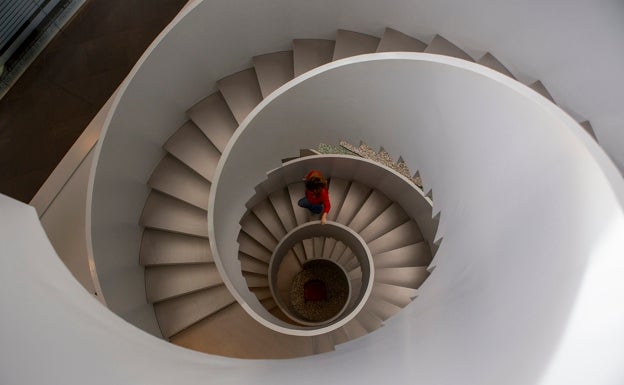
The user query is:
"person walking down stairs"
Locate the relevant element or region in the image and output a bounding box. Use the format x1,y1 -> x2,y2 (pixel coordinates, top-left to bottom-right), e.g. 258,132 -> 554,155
298,170 -> 331,224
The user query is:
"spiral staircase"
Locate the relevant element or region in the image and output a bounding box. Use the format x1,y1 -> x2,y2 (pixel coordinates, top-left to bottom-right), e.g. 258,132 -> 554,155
3,0 -> 624,381
136,26 -> 595,358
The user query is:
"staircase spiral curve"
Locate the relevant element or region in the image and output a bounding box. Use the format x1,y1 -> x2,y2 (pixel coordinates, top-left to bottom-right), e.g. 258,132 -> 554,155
135,26 -> 581,358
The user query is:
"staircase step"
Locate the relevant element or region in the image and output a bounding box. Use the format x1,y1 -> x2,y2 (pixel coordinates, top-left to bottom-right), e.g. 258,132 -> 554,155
374,266 -> 429,289
252,199 -> 287,241
356,308 -> 384,332
326,177 -> 350,222
367,220 -> 423,255
169,303 -> 316,359
335,181 -> 371,225
579,120 -> 597,140
348,189 -> 392,232
329,240 -> 349,263
359,202 -> 409,242
237,231 -> 272,263
240,253 -> 270,275
349,276 -> 363,307
253,51 -> 294,98
164,120 -> 220,182
373,242 -> 431,269
276,250 -> 303,293
366,297 -> 402,320
250,287 -> 273,301
371,282 -> 418,307
333,29 -> 380,60
147,154 -> 211,210
217,68 -> 263,124
269,187 -> 298,231
302,238 -> 315,260
313,236 -> 325,258
140,229 -> 212,266
477,52 -> 515,79
342,253 -> 360,272
329,327 -> 349,346
528,80 -> 555,103
424,35 -> 474,61
287,182 -> 308,226
293,39 -> 335,77
314,334 -> 335,354
154,284 -> 235,338
260,296 -> 278,311
140,191 -> 208,237
186,92 -> 238,153
240,212 -> 278,251
341,318 -> 368,340
145,263 -> 222,303
376,27 -> 426,52
244,272 -> 269,288
321,237 -> 338,260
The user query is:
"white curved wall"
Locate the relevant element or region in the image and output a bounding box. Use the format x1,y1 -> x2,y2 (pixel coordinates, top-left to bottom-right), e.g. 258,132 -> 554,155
90,0 -> 624,330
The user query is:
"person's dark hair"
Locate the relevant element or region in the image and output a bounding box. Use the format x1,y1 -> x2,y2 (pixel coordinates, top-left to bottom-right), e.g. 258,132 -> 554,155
305,176 -> 326,191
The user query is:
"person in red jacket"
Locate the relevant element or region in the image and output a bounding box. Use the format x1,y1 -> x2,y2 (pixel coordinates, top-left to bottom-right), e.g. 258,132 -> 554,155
298,170 -> 331,224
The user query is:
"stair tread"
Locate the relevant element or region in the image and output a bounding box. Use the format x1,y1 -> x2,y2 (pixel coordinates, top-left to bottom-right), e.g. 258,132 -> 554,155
287,182 -> 308,226
359,202 -> 409,242
240,253 -> 270,275
147,154 -> 211,210
366,297 -> 403,320
333,29 -> 380,61
424,34 -> 474,62
374,266 -> 429,289
367,220 -> 423,255
579,120 -> 597,140
528,80 -> 555,103
276,250 -> 303,293
335,181 -> 371,225
376,27 -> 426,53
348,189 -> 392,233
145,263 -> 222,303
252,199 -> 287,241
243,272 -> 269,288
253,50 -> 294,98
170,303 -> 316,359
186,91 -> 238,153
373,242 -> 431,269
314,334 -> 335,354
326,177 -> 350,222
140,191 -> 208,237
250,287 -> 273,301
240,212 -> 278,251
238,232 -> 272,263
154,284 -> 235,338
164,120 -> 221,182
217,68 -> 263,124
371,282 -> 418,307
356,307 -> 384,332
477,52 -> 515,79
140,229 -> 212,266
341,318 -> 368,340
269,187 -> 298,231
293,39 -> 335,77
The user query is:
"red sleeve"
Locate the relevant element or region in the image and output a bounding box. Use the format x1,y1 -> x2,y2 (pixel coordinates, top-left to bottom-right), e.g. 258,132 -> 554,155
321,188 -> 331,214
